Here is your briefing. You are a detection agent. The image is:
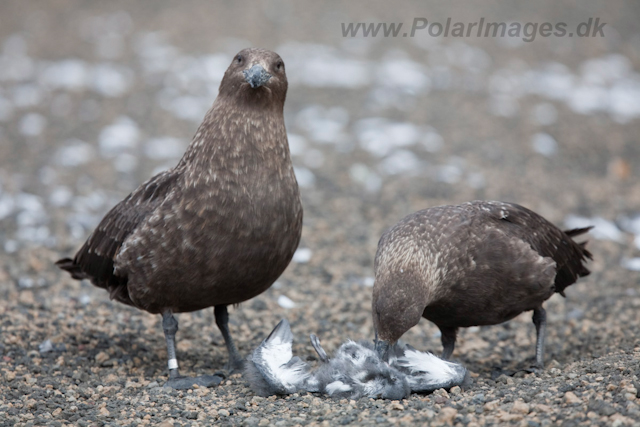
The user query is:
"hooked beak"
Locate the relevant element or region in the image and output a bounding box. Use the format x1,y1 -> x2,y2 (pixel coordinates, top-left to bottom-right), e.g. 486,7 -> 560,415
243,64 -> 272,88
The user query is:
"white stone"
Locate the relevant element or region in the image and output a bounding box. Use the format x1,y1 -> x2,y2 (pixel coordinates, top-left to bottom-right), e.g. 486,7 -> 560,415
277,295 -> 296,309
531,132 -> 558,157
292,248 -> 312,264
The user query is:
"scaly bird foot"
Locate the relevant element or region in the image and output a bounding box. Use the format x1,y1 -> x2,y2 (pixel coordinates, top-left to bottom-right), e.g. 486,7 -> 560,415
523,363 -> 543,374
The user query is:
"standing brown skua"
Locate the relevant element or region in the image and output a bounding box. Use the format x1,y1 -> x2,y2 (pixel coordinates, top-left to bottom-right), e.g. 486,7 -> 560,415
57,48 -> 303,389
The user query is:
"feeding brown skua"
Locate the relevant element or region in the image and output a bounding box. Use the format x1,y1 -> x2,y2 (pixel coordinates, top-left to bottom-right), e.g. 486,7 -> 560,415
56,48 -> 303,389
372,200 -> 592,368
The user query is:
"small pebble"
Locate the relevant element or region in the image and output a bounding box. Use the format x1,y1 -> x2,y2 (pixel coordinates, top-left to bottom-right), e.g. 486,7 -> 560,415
438,407 -> 458,424
512,400 -> 530,414
564,391 -> 581,405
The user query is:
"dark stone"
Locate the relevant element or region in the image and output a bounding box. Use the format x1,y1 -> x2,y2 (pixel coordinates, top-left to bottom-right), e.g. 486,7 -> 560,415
182,411 -> 198,420
339,416 -> 356,425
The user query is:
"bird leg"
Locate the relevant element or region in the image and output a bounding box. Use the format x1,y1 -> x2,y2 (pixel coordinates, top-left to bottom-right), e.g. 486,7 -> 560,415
532,307 -> 546,369
215,305 -> 245,373
162,310 -> 224,389
310,334 -> 329,363
162,310 -> 181,380
440,327 -> 457,360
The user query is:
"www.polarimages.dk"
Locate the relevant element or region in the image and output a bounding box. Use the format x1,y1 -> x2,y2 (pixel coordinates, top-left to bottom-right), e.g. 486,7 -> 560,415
341,18 -> 606,42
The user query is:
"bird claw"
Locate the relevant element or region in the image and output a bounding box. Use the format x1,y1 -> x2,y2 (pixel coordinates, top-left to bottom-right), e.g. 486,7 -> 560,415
511,365 -> 542,377
524,364 -> 543,374
163,374 -> 224,390
490,367 -> 516,380
490,364 -> 541,381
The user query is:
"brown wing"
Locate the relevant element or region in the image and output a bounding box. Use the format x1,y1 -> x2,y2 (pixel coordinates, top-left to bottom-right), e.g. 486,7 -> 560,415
56,170 -> 180,306
475,201 -> 593,295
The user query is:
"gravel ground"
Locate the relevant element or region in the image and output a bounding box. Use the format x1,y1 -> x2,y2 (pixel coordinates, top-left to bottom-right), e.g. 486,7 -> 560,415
1,1 -> 640,426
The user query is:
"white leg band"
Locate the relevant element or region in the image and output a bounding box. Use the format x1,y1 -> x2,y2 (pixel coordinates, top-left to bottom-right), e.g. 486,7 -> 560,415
168,358 -> 178,370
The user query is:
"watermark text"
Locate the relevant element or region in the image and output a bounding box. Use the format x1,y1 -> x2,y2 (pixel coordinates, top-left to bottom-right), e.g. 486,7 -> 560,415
341,18 -> 606,42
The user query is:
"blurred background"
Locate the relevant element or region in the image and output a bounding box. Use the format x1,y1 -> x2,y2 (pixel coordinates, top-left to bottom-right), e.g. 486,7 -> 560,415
0,0 -> 639,375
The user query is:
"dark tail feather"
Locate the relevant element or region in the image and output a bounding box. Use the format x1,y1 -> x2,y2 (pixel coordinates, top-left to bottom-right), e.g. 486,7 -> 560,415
564,226 -> 594,271
55,258 -> 87,280
578,241 -> 593,267
564,226 -> 594,239
554,226 -> 593,295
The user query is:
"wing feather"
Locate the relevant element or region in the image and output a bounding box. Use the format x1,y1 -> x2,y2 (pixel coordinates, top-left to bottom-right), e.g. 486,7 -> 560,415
478,201 -> 592,294
56,170 -> 180,305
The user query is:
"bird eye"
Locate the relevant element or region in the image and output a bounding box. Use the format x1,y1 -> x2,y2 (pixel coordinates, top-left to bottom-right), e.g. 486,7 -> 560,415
275,60 -> 284,71
236,55 -> 243,64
